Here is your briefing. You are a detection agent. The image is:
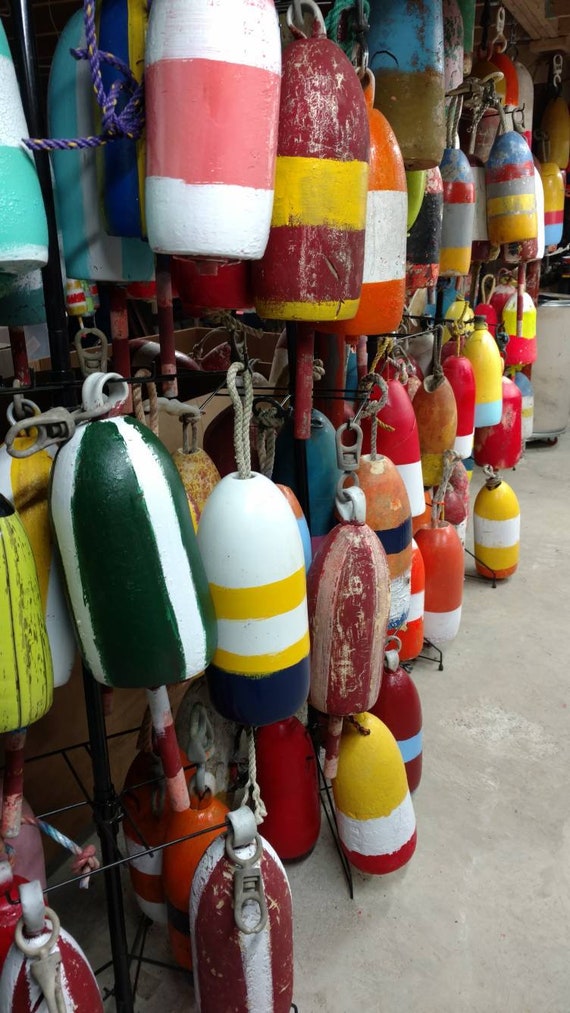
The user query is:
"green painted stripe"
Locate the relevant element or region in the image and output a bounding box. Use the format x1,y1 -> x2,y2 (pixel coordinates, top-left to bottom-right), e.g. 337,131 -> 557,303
71,420 -> 187,688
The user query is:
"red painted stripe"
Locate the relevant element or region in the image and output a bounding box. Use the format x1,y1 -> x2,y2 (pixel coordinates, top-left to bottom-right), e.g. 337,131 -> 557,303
343,827 -> 417,874
544,210 -> 564,224
146,59 -> 280,189
486,162 -> 534,183
253,224 -> 365,306
442,181 -> 475,202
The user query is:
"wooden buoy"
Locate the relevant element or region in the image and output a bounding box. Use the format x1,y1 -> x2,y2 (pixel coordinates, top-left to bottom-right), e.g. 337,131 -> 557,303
439,146 -> 475,277
122,748 -> 170,926
333,711 -> 417,874
486,131 -> 537,246
502,288 -> 537,367
170,258 -> 253,317
489,50 -> 519,111
406,166 -> 443,293
540,96 -> 570,170
171,415 -> 221,532
415,518 -> 464,645
360,376 -> 425,518
276,484 -> 312,574
442,350 -> 476,459
190,808 -> 294,1012
326,71 -> 406,336
145,0 -> 281,259
371,641 -> 423,792
540,161 -> 565,250
473,468 -> 520,579
474,375 -> 522,471
398,538 -> 425,664
369,0 -> 445,169
413,329 -> 458,487
444,458 -> 470,546
463,315 -> 503,428
0,23 -> 48,278
48,10 -> 154,282
514,61 -> 534,148
255,718 -> 320,861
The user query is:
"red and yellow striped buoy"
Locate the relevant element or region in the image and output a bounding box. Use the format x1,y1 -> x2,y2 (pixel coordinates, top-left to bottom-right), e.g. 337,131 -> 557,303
502,289 -> 537,367
473,469 -> 520,579
252,3 -> 369,320
486,132 -> 537,246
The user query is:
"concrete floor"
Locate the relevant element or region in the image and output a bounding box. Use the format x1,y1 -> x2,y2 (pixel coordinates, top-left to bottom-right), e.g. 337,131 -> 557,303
48,432 -> 570,1013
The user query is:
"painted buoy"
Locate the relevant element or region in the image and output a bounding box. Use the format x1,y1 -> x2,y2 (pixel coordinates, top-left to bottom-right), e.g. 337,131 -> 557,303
457,0 -> 476,73
190,809 -> 294,1013
253,4 -> 368,320
0,271 -> 46,327
171,420 -> 221,533
0,495 -> 53,733
369,0 -> 445,169
255,718 -> 320,861
397,538 -> 425,664
512,369 -> 534,445
0,24 -> 48,278
50,390 -> 216,688
473,470 -> 520,579
0,881 -> 103,1011
170,258 -> 253,317
146,0 -> 281,259
474,375 -> 522,471
48,10 -> 154,282
333,711 -> 417,874
442,352 -> 476,459
443,0 -> 464,95
0,875 -> 26,974
65,279 -> 99,317
486,132 -> 537,246
469,154 -> 492,262
198,471 -> 310,726
489,50 -> 519,110
415,520 -> 464,644
406,166 -> 443,292
371,644 -> 423,793
360,377 -> 425,518
540,97 -> 570,170
532,161 -> 546,260
276,484 -> 312,574
514,61 -> 534,148
326,71 -> 406,336
162,789 -> 229,969
502,289 -> 537,367
0,439 -> 76,688
439,147 -> 475,277
413,368 -> 458,488
540,161 -> 565,250
463,315 -> 503,427
406,170 -> 426,232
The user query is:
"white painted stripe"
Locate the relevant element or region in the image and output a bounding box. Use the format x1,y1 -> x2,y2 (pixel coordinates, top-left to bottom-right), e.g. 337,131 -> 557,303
453,517 -> 468,547
146,0 -> 281,74
0,57 -> 32,146
471,165 -> 488,242
396,460 -> 426,517
217,600 -> 309,658
0,245 -> 47,272
389,572 -> 411,627
136,896 -> 167,925
120,420 -> 208,677
336,791 -> 415,856
473,514 -> 520,547
124,834 -> 163,876
45,562 -> 76,687
423,604 -> 462,644
241,891 -> 275,1013
146,178 -> 273,258
407,589 -> 424,623
534,167 -> 545,259
0,926 -> 95,1010
198,473 -> 305,587
453,431 -> 474,457
363,189 -> 407,283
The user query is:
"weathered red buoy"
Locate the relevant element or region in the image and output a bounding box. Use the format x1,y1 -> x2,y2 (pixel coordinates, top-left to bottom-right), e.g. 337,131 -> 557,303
371,642 -> 423,792
170,257 -> 253,316
0,874 -> 26,973
474,375 -> 522,471
442,350 -> 476,460
255,718 -> 320,861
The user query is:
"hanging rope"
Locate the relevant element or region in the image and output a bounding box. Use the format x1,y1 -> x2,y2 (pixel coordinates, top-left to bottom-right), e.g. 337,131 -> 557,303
132,369 -> 159,436
18,816 -> 100,889
242,729 -> 267,825
25,0 -> 145,152
325,0 -> 370,60
431,449 -> 460,525
255,403 -> 283,478
227,362 -> 254,479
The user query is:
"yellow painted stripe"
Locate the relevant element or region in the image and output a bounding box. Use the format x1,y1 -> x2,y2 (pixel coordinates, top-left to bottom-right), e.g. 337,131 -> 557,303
272,156 -> 368,230
210,566 -> 306,621
502,309 -> 536,339
213,631 -> 310,676
11,442 -> 52,612
474,543 -> 519,570
254,298 -> 361,322
521,406 -> 533,418
439,248 -> 471,275
128,0 -> 147,235
487,194 -> 536,217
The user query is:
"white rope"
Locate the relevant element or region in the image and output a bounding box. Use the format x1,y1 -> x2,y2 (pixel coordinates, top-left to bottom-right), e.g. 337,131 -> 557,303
243,729 -> 267,826
227,362 -> 253,479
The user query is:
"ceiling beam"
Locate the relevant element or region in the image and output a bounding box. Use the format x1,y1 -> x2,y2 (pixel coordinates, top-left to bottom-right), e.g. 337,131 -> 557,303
503,0 -> 559,38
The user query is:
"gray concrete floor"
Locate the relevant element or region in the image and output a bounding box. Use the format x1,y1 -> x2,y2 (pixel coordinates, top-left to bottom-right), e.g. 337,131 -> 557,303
48,433 -> 570,1013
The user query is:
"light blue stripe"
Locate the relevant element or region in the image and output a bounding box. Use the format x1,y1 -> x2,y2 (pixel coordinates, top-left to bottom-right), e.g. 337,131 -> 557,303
399,730 -> 423,763
475,400 -> 502,427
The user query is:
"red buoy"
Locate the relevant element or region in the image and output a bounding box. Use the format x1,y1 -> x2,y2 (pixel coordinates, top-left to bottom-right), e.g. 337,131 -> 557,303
442,351 -> 476,460
474,375 -> 522,471
371,642 -> 423,792
398,538 -> 425,663
415,519 -> 464,645
255,718 -> 320,861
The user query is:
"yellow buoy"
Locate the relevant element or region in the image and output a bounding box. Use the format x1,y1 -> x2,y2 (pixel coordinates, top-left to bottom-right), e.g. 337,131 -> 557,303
473,469 -> 520,579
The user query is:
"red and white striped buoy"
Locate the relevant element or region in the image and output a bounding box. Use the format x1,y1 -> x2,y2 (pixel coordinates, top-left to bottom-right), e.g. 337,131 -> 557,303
145,0 -> 281,259
415,519 -> 464,644
398,538 -> 425,663
442,350 -> 476,459
360,375 -> 425,518
0,872 -> 26,974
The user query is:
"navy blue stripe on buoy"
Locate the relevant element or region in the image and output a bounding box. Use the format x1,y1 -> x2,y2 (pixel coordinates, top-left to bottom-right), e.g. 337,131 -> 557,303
206,656 -> 310,727
166,900 -> 189,937
375,517 -> 413,556
398,731 -> 423,763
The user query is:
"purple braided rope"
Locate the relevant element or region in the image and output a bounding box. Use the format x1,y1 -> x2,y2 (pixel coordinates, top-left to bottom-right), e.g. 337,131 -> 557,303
24,0 -> 145,152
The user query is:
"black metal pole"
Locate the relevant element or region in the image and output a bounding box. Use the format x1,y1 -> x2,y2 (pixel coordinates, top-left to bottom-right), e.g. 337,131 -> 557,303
82,667 -> 135,1013
10,0 -> 73,391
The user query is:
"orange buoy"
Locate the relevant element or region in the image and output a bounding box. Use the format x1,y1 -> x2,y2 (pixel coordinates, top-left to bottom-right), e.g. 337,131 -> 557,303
415,517 -> 464,645
413,329 -> 458,487
397,538 -> 425,663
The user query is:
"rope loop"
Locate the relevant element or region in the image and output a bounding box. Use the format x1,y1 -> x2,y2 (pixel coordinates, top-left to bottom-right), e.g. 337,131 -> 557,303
242,729 -> 267,825
227,362 -> 254,479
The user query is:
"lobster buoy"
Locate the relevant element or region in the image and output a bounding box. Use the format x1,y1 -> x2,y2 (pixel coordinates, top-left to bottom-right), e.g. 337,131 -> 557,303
190,808 -> 294,1013
0,271 -> 46,327
146,0 -> 281,259
171,417 -> 221,532
253,3 -> 368,320
486,132 -> 537,246
162,788 -> 229,969
469,154 -> 492,263
443,0 -> 464,95
463,315 -> 503,427
371,643 -> 423,793
406,170 -> 427,232
406,166 -> 443,292
443,459 -> 470,547
413,333 -> 458,488
326,71 -> 406,336
198,468 -> 310,726
48,11 -> 154,283
273,409 -> 341,555
369,0 -> 445,170
360,377 -> 425,517
439,147 -> 475,277
65,279 -> 99,317
489,50 -> 519,111
532,161 -> 546,261
0,437 -> 76,688
473,469 -> 520,579
540,96 -> 570,170
308,483 -> 390,777
0,24 -> 48,278
0,495 -> 53,733
474,375 -> 522,471
398,538 -> 425,664
501,289 -> 537,367
443,351 -> 476,459
415,518 -> 464,644
0,881 -> 103,1011
255,718 -> 320,860
276,485 -> 312,574
170,258 -> 253,317
49,376 -> 216,688
511,369 -> 534,445
333,711 -> 417,874
514,61 -> 534,148
0,874 -> 26,973
540,161 -> 565,250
